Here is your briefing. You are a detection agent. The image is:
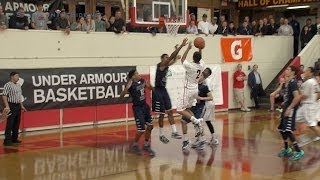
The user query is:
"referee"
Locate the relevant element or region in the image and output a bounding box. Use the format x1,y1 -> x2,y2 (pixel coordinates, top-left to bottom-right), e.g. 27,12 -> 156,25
2,72 -> 27,146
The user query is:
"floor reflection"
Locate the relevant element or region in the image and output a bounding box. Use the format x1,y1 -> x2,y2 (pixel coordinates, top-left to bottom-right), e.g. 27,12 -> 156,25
0,110 -> 320,179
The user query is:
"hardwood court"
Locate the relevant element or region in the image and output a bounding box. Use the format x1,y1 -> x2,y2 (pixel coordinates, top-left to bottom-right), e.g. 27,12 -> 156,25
1,110 -> 320,180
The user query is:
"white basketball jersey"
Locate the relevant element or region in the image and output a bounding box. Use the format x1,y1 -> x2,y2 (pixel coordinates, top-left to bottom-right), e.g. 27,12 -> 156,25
301,78 -> 320,104
183,59 -> 205,89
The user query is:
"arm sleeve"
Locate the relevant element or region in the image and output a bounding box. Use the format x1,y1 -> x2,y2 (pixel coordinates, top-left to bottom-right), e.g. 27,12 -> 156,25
2,84 -> 9,96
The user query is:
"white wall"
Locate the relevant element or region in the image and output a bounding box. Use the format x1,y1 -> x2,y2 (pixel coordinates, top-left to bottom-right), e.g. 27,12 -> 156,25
0,30 -> 293,109
299,35 -> 320,68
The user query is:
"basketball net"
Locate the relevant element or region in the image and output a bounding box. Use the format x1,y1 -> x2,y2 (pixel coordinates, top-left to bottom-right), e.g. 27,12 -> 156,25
163,18 -> 182,36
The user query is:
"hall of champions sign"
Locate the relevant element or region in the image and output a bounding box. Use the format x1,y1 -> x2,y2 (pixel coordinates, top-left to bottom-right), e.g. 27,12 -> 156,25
238,0 -> 318,8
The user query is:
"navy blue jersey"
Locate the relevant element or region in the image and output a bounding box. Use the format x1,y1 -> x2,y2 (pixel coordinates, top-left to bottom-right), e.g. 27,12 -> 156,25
283,79 -> 298,109
155,63 -> 169,88
197,82 -> 210,105
128,78 -> 146,106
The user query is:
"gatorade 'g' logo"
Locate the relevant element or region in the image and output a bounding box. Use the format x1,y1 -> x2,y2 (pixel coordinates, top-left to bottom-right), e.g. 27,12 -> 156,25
221,38 -> 252,62
231,40 -> 242,60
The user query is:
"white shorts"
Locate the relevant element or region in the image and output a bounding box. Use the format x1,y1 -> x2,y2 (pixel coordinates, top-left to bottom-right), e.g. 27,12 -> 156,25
177,88 -> 198,111
296,103 -> 319,126
202,101 -> 215,121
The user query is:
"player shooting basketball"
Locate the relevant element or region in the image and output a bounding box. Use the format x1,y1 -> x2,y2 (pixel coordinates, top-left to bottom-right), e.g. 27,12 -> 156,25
177,39 -> 205,150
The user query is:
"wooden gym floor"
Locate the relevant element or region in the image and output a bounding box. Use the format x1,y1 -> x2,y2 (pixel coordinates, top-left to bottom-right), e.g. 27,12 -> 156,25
0,110 -> 320,180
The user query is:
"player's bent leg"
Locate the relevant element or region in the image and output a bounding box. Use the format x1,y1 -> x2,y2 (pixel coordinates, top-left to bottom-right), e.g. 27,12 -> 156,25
143,124 -> 155,156
167,110 -> 182,139
131,130 -> 144,156
287,132 -> 304,161
181,119 -> 190,150
157,113 -> 170,144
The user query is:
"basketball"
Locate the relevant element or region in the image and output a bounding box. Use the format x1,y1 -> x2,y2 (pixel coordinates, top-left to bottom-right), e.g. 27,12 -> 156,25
193,37 -> 205,49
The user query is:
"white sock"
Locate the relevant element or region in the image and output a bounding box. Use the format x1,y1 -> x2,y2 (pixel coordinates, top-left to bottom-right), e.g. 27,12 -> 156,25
211,133 -> 215,138
183,134 -> 188,141
171,125 -> 177,133
190,116 -> 196,122
144,140 -> 149,146
159,128 -> 164,136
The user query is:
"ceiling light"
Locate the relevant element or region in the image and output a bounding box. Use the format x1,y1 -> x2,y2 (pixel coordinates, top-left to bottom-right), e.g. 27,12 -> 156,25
287,5 -> 310,9
266,4 -> 289,8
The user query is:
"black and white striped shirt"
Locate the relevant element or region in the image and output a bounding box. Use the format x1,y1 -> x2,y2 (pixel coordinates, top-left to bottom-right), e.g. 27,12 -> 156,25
2,81 -> 22,104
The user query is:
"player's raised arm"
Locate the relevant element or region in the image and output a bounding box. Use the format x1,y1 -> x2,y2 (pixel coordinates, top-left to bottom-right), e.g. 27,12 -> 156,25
181,42 -> 192,64
167,45 -> 182,66
161,38 -> 188,67
120,80 -> 132,98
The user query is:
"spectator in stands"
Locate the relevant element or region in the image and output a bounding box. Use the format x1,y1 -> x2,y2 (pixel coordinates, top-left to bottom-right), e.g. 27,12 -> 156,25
255,19 -> 267,36
279,17 -> 285,26
85,14 -> 95,32
267,18 -> 279,35
198,14 -> 210,35
263,18 -> 269,26
238,21 -> 251,35
71,16 -> 86,31
187,19 -> 198,34
311,16 -> 320,35
244,16 -> 250,24
95,12 -> 107,32
303,18 -> 313,32
55,9 -> 70,32
228,21 -> 236,36
190,13 -> 198,26
314,59 -> 320,71
289,15 -> 300,56
300,25 -> 313,49
248,64 -> 265,109
107,16 -> 115,32
216,21 -> 228,36
9,7 -> 29,30
278,18 -> 293,36
219,15 -> 226,26
0,5 -> 8,31
31,1 -> 48,30
209,16 -> 218,35
113,10 -> 126,33
251,20 -> 258,35
142,15 -> 159,35
234,64 -> 251,112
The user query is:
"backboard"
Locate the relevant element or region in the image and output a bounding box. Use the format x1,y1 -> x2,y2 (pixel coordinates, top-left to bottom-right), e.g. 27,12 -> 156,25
130,0 -> 188,27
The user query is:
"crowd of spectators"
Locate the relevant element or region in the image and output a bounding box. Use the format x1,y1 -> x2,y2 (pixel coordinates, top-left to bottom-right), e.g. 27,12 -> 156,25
0,2 -> 127,34
0,1 -> 320,43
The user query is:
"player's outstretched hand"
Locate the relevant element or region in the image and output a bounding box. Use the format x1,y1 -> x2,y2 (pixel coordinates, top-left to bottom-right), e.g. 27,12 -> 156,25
181,38 -> 188,47
187,41 -> 192,49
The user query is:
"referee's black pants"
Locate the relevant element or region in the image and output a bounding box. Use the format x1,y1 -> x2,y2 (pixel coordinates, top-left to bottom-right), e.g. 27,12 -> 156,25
4,103 -> 21,143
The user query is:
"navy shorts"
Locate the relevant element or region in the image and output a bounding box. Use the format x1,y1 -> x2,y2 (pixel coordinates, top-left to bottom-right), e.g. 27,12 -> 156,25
191,104 -> 205,119
181,104 -> 205,123
152,87 -> 172,113
278,108 -> 297,132
133,103 -> 152,132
